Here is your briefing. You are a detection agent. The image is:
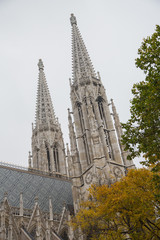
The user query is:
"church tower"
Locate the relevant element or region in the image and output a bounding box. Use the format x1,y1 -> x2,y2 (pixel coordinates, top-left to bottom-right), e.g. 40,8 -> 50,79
68,14 -> 135,212
31,59 -> 66,175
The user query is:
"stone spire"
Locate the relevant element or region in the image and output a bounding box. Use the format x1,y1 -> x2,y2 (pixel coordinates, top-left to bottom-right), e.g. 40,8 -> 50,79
36,59 -> 56,126
70,13 -> 96,83
31,60 -> 67,175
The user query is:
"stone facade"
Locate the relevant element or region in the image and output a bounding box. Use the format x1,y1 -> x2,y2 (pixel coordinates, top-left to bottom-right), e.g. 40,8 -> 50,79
67,14 -> 135,215
0,14 -> 135,240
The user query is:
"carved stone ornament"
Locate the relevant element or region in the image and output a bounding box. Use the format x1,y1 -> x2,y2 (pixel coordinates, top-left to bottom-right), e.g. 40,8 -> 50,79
85,171 -> 93,184
100,173 -> 106,185
113,166 -> 123,178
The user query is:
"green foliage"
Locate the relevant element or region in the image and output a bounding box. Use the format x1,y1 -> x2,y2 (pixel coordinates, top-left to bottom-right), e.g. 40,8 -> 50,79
70,169 -> 160,239
122,25 -> 160,169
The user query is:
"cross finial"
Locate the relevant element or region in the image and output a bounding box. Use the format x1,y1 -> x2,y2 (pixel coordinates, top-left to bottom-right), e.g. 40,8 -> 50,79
70,13 -> 77,26
38,59 -> 44,70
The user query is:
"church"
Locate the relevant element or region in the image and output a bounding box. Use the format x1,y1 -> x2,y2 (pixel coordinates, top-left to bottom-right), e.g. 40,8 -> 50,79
0,14 -> 135,240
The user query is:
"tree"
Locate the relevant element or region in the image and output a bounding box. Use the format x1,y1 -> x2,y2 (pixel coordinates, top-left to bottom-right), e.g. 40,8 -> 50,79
70,169 -> 160,239
121,25 -> 160,170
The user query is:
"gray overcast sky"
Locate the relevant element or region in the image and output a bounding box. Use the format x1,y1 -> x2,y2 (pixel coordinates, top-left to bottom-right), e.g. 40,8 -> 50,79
0,0 -> 159,168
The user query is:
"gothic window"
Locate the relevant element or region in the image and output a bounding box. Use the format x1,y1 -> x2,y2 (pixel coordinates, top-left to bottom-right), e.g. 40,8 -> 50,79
97,96 -> 106,127
97,96 -> 114,160
53,143 -> 60,172
36,149 -> 39,169
46,144 -> 51,172
77,102 -> 91,165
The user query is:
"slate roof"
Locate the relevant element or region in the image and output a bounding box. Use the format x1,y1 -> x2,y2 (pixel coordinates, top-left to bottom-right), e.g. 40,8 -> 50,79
0,164 -> 73,214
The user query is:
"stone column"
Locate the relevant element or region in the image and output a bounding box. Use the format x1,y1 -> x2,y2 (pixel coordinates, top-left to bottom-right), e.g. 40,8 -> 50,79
49,197 -> 53,227
0,206 -> 6,240
8,215 -> 13,240
45,218 -> 50,240
68,214 -> 74,240
66,144 -> 73,177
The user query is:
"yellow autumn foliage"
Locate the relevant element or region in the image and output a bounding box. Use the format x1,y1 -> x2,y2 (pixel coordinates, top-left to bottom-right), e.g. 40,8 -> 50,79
70,169 -> 160,239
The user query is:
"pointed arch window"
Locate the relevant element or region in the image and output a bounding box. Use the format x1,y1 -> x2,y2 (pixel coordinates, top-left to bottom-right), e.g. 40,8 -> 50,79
77,101 -> 91,165
45,144 -> 51,172
97,96 -> 114,160
53,143 -> 60,172
36,148 -> 39,169
97,96 -> 106,128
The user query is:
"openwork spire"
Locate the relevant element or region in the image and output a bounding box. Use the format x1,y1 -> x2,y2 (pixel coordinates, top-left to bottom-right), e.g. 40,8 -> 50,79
35,59 -> 56,125
70,14 -> 96,83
